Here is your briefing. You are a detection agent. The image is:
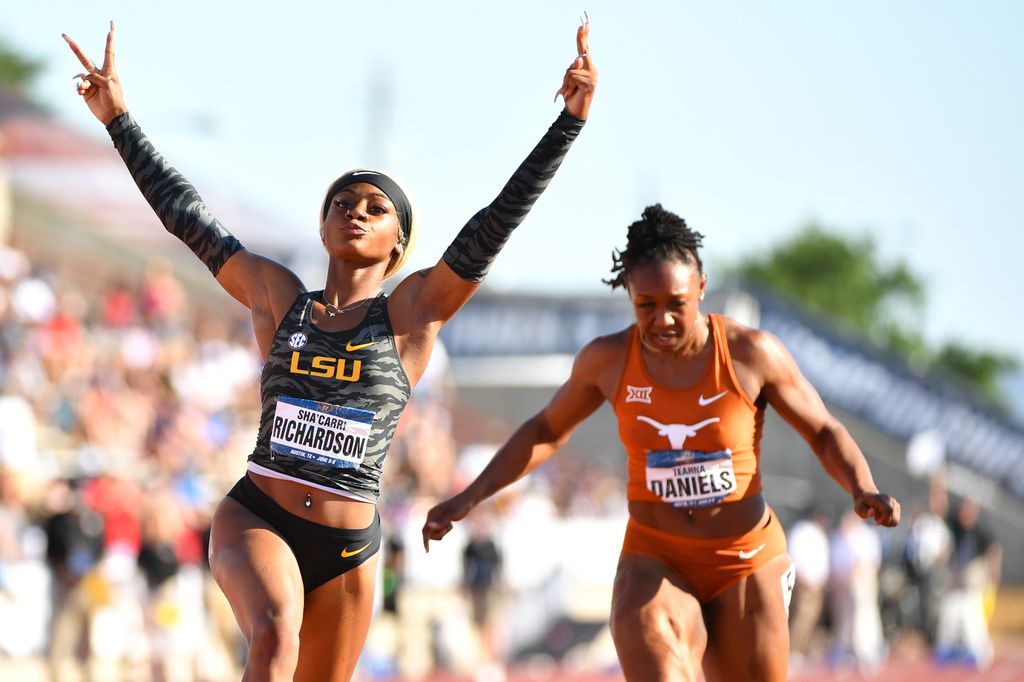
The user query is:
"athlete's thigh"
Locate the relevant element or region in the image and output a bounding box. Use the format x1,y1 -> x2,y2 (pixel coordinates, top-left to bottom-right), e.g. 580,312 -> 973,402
208,495 -> 304,639
611,553 -> 707,681
294,553 -> 380,682
702,553 -> 793,682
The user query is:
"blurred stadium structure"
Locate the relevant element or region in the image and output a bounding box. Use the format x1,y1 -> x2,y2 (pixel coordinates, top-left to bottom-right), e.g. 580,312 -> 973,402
2,91 -> 1022,680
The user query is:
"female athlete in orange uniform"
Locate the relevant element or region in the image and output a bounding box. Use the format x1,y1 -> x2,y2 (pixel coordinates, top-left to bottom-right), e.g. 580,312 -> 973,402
423,204 -> 899,681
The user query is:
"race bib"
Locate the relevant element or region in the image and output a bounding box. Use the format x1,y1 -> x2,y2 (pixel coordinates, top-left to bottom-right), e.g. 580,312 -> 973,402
270,396 -> 374,469
645,448 -> 736,508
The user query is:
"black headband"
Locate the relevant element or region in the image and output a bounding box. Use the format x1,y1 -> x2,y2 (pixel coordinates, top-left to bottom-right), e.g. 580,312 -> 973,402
321,170 -> 413,246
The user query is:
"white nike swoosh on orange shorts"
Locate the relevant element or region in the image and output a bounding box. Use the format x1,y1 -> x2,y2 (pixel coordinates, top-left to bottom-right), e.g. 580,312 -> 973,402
738,543 -> 767,560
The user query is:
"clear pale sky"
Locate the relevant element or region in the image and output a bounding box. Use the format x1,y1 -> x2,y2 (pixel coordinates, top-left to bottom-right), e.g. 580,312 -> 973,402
8,1 -> 1024,364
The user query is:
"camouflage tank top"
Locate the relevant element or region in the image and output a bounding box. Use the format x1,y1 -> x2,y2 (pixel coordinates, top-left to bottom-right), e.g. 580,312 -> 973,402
247,291 -> 411,502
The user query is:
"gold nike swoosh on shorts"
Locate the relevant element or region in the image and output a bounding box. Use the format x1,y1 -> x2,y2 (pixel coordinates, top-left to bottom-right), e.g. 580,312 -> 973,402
345,340 -> 378,352
340,541 -> 373,558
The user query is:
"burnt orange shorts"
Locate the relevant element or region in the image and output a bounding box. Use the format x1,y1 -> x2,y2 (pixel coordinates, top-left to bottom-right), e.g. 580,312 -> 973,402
621,508 -> 788,603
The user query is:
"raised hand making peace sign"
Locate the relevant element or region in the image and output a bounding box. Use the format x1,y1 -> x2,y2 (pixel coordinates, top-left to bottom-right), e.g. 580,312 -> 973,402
63,21 -> 126,126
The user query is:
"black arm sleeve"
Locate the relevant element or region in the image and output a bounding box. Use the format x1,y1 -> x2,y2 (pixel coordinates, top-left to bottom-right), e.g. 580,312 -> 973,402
442,109 -> 585,282
106,112 -> 243,276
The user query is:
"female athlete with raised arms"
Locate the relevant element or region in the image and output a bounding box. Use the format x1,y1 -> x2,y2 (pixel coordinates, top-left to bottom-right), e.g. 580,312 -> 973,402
65,18 -> 596,681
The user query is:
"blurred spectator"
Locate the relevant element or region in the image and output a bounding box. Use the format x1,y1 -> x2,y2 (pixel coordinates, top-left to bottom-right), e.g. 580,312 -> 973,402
410,335 -> 455,408
398,404 -> 458,498
386,338 -> 458,500
0,467 -> 25,596
0,245 -> 30,285
10,267 -> 56,326
463,510 -> 503,642
903,477 -> 952,645
829,509 -> 885,671
934,497 -> 1002,668
137,480 -> 208,682
0,383 -> 37,470
41,477 -> 103,596
137,483 -> 184,594
382,536 -> 405,615
43,477 -> 103,679
0,467 -> 50,658
101,281 -> 138,329
81,474 -> 144,558
788,509 -> 831,662
139,258 -> 186,335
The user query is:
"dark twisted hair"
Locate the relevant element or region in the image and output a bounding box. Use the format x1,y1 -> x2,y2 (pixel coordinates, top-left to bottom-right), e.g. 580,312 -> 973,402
604,204 -> 705,290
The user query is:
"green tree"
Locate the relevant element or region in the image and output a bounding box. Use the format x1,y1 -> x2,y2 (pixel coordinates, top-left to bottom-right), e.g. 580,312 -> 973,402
732,224 -> 926,351
0,37 -> 46,107
731,223 -> 1017,406
931,342 -> 1019,405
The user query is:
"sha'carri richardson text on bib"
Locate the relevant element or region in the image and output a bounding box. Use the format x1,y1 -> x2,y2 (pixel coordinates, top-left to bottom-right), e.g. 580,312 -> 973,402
270,396 -> 374,468
646,448 -> 737,508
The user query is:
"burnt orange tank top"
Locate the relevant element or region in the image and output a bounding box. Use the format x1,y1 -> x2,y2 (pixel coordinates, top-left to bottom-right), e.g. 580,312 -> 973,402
614,314 -> 764,508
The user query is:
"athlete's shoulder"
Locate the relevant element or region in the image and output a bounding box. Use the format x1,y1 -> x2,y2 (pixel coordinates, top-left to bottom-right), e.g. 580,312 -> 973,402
720,315 -> 772,354
577,326 -> 632,365
719,315 -> 792,375
569,327 -> 630,382
569,327 -> 632,397
717,314 -> 758,339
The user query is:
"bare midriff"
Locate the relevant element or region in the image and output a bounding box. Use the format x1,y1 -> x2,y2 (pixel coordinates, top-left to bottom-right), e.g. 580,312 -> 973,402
248,471 -> 377,528
628,492 -> 768,538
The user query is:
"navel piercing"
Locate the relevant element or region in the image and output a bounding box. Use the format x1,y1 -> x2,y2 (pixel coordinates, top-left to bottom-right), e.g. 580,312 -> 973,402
305,493 -> 312,509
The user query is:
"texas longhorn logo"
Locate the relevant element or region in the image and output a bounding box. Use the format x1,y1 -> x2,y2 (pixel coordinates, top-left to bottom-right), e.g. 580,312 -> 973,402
636,416 -> 720,449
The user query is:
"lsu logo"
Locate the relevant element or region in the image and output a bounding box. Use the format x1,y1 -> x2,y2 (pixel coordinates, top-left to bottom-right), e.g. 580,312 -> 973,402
289,352 -> 362,382
288,333 -> 308,349
626,385 -> 653,404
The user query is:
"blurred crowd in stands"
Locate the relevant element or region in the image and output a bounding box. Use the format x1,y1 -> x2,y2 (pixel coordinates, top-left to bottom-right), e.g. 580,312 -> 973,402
0,242 -> 1007,681
787,476 -> 1002,675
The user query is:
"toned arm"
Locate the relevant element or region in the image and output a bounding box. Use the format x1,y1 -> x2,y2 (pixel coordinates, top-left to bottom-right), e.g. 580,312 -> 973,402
66,24 -> 303,354
390,110 -> 586,334
106,114 -> 303,356
422,335 -> 618,549
746,328 -> 900,526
